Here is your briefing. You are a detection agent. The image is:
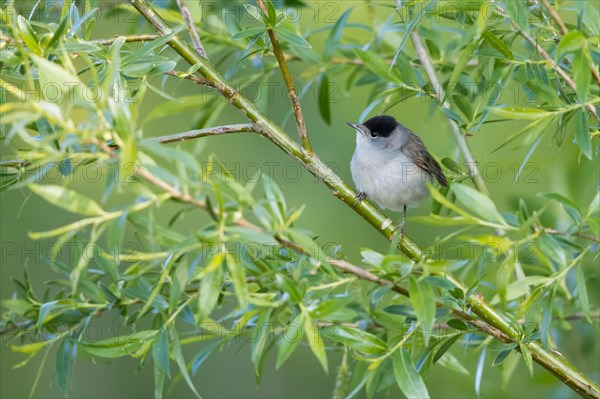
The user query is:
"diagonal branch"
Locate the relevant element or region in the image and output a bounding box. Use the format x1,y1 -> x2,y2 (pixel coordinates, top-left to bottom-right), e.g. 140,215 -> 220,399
539,0 -> 600,86
255,0 -> 313,156
127,2 -> 599,396
176,0 -> 207,59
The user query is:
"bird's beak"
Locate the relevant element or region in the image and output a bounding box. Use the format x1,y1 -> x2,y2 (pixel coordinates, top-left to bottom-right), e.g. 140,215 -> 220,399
347,122 -> 367,136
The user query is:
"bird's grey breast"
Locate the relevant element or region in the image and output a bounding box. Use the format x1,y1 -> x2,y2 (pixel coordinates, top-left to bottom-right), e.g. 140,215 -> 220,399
350,136 -> 431,211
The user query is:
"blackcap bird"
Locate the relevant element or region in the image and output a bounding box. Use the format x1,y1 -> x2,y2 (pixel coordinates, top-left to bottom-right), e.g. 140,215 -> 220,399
347,115 -> 448,236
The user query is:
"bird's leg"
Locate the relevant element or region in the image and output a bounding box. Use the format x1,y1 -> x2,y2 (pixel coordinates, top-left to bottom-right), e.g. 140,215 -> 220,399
353,191 -> 367,207
401,204 -> 407,238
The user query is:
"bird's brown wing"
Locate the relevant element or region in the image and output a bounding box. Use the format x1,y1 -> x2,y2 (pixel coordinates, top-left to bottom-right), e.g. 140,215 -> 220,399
401,131 -> 448,187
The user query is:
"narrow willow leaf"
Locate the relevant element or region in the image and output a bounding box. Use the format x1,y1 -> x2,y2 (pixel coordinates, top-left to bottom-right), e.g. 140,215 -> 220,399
29,184 -> 105,216
318,74 -> 332,125
225,253 -> 247,306
170,328 -> 201,398
46,15 -> 70,51
539,192 -> 582,221
433,334 -> 460,364
557,31 -> 585,56
324,7 -> 352,60
355,49 -> 402,84
231,27 -> 267,40
11,341 -> 50,355
493,349 -> 512,366
276,314 -> 304,369
576,265 -> 592,323
519,342 -> 534,376
80,331 -> 158,358
303,315 -> 328,373
573,47 -> 591,103
273,28 -> 311,48
446,39 -> 480,99
56,338 -> 75,396
154,358 -> 165,399
392,348 -> 430,399
323,325 -> 387,355
482,31 -> 513,59
497,250 -> 516,306
197,256 -> 223,322
574,108 -> 592,160
475,347 -> 486,396
152,329 -> 171,378
452,183 -> 505,225
17,15 -> 42,55
488,107 -> 552,120
408,276 -> 435,345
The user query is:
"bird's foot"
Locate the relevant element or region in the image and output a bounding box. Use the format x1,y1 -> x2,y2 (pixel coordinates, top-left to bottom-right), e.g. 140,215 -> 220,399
391,221 -> 406,239
353,192 -> 367,207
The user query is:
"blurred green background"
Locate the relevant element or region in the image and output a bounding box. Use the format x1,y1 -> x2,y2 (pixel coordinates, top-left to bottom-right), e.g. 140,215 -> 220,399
1,1 -> 598,398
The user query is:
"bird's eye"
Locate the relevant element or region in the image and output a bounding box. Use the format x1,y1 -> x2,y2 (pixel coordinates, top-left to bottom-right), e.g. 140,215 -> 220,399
370,132 -> 378,139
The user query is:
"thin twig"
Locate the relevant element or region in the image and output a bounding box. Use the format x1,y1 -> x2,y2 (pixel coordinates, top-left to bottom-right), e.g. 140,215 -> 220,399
409,31 -> 491,197
255,0 -> 313,156
176,0 -> 207,59
149,123 -> 258,144
544,228 -> 600,244
539,0 -> 568,35
538,0 -> 600,87
492,2 -> 599,121
90,34 -> 160,46
164,69 -> 215,88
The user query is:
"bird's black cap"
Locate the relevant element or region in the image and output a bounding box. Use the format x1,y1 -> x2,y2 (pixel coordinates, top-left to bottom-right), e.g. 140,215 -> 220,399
363,115 -> 399,137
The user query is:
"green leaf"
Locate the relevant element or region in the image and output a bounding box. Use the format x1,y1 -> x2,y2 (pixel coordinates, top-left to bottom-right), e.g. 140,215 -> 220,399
230,27 -> 267,40
557,31 -> 585,56
323,325 -> 388,355
519,342 -> 534,376
574,108 -> 592,160
539,192 -> 582,222
276,314 -> 303,369
80,331 -> 158,358
482,31 -> 513,59
393,348 -> 430,399
197,255 -> 224,322
318,74 -> 332,125
46,16 -> 70,52
497,250 -> 516,306
153,329 -> 171,378
408,276 -> 435,345
17,16 -> 42,55
433,334 -> 461,364
56,338 -> 75,396
446,39 -> 480,99
303,315 -> 328,373
29,54 -> 83,103
573,47 -> 591,103
488,107 -> 552,120
29,184 -> 106,216
493,349 -> 512,366
243,4 -> 264,22
355,49 -> 402,84
170,328 -> 201,398
121,30 -> 178,65
452,183 -> 506,225
11,341 -> 50,355
225,253 -> 247,306
576,265 -> 592,323
324,7 -> 352,60
491,276 -> 549,304
273,28 -> 311,48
